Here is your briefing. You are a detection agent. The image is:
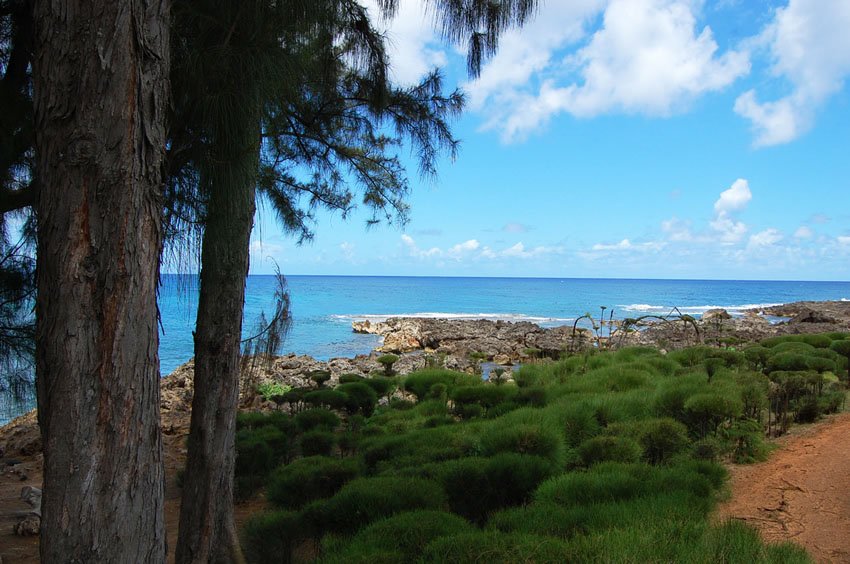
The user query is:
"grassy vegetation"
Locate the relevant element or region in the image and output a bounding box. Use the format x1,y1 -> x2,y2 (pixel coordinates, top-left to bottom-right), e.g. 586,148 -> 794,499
233,333 -> 849,562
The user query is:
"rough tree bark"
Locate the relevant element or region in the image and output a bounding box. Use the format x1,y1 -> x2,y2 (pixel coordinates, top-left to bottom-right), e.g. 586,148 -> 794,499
32,0 -> 169,561
175,126 -> 259,563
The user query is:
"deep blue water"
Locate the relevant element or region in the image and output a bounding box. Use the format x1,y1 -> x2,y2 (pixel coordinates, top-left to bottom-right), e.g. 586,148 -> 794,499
158,275 -> 850,375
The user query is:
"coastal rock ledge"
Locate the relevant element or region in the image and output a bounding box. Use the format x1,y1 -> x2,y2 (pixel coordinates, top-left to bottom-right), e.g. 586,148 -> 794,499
354,317 -> 589,361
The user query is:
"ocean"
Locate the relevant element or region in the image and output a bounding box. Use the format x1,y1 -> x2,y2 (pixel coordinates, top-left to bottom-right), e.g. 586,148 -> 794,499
2,275 -> 849,425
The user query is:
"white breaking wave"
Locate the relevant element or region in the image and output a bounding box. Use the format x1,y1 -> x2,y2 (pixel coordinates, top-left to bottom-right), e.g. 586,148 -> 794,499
330,312 -> 575,324
618,303 -> 785,316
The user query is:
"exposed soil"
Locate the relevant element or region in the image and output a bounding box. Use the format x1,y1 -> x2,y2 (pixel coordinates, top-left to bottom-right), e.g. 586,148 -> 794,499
716,411 -> 850,563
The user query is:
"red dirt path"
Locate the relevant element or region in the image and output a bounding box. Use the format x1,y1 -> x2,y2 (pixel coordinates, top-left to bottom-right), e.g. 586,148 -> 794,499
716,412 -> 850,563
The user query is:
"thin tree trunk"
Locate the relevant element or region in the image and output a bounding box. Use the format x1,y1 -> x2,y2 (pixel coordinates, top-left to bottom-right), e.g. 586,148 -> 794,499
175,122 -> 259,563
32,0 -> 169,561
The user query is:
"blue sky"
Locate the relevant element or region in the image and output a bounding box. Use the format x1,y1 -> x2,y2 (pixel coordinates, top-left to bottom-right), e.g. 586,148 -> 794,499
248,0 -> 850,281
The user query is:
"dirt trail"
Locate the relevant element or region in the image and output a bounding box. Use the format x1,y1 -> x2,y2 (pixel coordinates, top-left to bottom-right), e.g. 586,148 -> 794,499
716,412 -> 850,563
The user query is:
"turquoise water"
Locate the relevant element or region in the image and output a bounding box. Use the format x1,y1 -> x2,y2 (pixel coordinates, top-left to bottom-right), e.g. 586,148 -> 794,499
159,275 -> 850,375
2,275 -> 848,425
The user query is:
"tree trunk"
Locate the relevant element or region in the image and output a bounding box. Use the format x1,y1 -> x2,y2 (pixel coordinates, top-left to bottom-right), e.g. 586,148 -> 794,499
175,122 -> 259,563
32,0 -> 169,562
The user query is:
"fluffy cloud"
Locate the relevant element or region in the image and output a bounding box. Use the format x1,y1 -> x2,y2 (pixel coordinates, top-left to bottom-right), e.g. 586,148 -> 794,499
713,178 -> 752,214
360,0 -> 447,85
839,236 -> 850,246
590,239 -> 665,252
734,0 -> 850,146
472,0 -> 749,142
747,228 -> 783,250
794,226 -> 813,239
401,234 -> 441,258
447,239 -> 480,259
710,179 -> 751,244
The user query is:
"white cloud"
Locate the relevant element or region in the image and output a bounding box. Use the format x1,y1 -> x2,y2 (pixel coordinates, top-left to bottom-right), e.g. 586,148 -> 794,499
591,238 -> 664,252
709,178 -> 751,244
794,226 -> 813,239
713,178 -> 752,214
340,241 -> 356,261
447,239 -> 480,259
747,228 -> 783,250
734,0 -> 850,146
401,234 -> 441,258
661,217 -> 694,242
481,242 -> 565,260
360,0 -> 446,85
465,0 -> 606,109
839,236 -> 850,246
474,0 -> 749,142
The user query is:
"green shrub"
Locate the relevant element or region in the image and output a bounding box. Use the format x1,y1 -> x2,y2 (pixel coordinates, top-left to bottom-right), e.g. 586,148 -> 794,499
454,403 -> 484,419
577,436 -> 642,466
301,476 -> 447,534
427,454 -> 555,523
684,392 -> 743,437
721,419 -> 768,463
303,389 -> 349,410
377,353 -> 399,375
700,520 -> 811,563
403,370 -> 478,401
451,384 -> 518,411
767,353 -> 811,373
295,408 -> 340,432
363,376 -> 396,398
240,510 -> 302,564
327,511 -> 473,563
480,423 -> 566,466
299,430 -> 336,457
338,373 -> 364,384
235,427 -> 285,479
421,532 -> 571,563
743,346 -> 771,370
310,370 -> 332,387
638,418 -> 690,464
360,426 -> 471,471
515,386 -> 548,407
336,382 -> 378,416
236,411 -> 296,434
557,402 -> 602,447
266,456 -> 361,509
692,437 -> 722,461
257,381 -> 291,401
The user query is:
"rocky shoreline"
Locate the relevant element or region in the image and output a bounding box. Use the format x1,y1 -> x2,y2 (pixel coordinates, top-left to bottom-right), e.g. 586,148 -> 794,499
157,300 -> 850,411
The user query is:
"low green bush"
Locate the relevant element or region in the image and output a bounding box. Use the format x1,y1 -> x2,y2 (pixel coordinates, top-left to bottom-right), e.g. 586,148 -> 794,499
301,476 -> 447,535
240,510 -> 302,564
767,352 -> 812,373
421,531 -> 572,563
403,370 -> 479,401
235,426 -> 288,482
266,456 -> 361,509
295,408 -> 340,432
323,510 -> 473,563
451,384 -> 518,411
638,418 -> 690,464
480,422 -> 566,466
577,435 -> 642,466
304,389 -> 349,410
335,382 -> 378,416
338,373 -> 364,384
425,453 -> 555,523
299,430 -> 336,457
363,376 -> 396,398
